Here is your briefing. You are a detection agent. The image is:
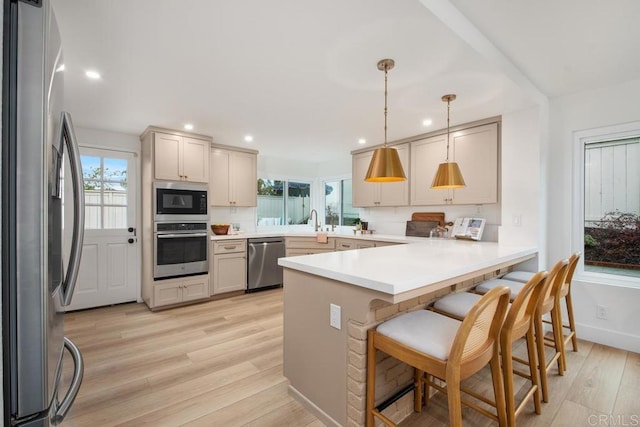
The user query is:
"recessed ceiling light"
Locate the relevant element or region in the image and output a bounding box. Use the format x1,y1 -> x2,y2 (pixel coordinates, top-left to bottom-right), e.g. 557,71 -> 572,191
85,70 -> 101,80
358,138 -> 366,145
56,64 -> 65,72
422,119 -> 433,127
184,124 -> 194,130
244,135 -> 254,142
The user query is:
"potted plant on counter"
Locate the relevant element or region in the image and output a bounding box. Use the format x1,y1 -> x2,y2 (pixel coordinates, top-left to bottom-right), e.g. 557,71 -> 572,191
353,217 -> 362,231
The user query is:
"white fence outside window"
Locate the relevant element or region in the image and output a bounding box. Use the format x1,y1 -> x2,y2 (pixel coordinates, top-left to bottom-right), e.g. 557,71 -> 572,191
585,138 -> 640,226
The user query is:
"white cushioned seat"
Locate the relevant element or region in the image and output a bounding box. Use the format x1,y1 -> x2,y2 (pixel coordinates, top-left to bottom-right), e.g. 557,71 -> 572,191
501,271 -> 536,283
433,292 -> 481,319
376,310 -> 461,360
475,278 -> 525,301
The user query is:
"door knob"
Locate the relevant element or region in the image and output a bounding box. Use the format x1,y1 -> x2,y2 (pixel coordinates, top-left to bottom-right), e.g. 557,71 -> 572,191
128,238 -> 135,244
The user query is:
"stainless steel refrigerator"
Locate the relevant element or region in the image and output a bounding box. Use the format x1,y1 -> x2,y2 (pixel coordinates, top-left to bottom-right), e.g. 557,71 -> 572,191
2,0 -> 85,425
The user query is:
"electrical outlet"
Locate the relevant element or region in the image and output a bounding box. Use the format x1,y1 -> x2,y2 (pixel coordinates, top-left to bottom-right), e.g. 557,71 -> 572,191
330,304 -> 341,330
596,304 -> 608,320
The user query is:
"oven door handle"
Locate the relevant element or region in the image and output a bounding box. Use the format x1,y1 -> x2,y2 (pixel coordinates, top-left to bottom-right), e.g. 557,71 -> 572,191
156,233 -> 208,239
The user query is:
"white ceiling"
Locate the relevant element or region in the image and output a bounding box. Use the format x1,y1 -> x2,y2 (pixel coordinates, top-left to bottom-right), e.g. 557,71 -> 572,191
52,0 -> 640,163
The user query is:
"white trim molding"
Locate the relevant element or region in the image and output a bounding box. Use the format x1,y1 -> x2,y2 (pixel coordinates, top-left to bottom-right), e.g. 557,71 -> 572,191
572,120 -> 640,288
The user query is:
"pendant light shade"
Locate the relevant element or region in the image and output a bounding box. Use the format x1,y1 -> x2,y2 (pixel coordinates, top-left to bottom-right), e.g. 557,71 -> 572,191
431,94 -> 466,189
365,146 -> 406,182
431,161 -> 465,188
364,59 -> 407,183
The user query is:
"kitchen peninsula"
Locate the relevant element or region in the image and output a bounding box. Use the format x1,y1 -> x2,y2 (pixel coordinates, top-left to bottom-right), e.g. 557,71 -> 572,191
279,239 -> 537,427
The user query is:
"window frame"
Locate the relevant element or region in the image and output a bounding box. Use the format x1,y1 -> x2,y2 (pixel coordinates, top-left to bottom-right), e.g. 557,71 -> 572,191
572,120 -> 640,288
322,174 -> 357,227
256,176 -> 314,227
80,150 -> 131,230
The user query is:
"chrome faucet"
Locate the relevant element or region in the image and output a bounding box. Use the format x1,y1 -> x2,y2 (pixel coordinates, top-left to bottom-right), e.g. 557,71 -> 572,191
310,209 -> 320,232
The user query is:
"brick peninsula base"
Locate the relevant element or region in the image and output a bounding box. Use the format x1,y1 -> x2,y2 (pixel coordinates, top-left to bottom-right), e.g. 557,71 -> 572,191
282,248 -> 535,427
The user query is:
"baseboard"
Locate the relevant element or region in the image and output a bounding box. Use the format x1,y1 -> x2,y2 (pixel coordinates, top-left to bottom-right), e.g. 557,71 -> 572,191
288,384 -> 342,427
576,322 -> 640,353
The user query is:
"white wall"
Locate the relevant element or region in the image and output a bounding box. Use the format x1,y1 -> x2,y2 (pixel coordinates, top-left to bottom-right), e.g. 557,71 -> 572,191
75,126 -> 140,153
548,78 -> 640,353
499,107 -> 543,253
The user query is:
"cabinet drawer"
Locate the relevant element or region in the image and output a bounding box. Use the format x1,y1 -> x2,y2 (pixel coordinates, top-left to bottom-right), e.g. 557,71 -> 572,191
335,238 -> 355,251
285,237 -> 336,250
286,248 -> 334,257
213,239 -> 247,254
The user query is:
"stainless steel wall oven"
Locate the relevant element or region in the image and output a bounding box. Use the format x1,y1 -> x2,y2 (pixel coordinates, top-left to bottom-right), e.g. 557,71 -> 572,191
154,222 -> 208,280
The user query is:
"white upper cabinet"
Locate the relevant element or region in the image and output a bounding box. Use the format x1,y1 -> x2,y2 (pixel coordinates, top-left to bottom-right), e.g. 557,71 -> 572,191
411,122 -> 499,205
181,137 -> 211,183
352,143 -> 409,207
210,146 -> 257,207
154,133 -> 182,181
154,132 -> 210,183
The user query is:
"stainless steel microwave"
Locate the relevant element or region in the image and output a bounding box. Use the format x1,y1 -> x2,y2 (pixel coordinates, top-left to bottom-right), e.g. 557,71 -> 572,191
154,182 -> 208,221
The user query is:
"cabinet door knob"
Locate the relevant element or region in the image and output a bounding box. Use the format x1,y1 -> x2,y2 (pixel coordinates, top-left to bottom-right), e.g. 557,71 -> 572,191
128,238 -> 135,244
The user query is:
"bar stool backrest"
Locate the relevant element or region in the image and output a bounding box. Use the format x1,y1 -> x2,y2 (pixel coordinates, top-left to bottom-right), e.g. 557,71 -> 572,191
504,271 -> 548,342
538,259 -> 570,316
559,252 -> 581,299
449,286 -> 510,376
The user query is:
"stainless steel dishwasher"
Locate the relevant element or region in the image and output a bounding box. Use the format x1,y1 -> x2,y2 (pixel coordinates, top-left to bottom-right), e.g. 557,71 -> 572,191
247,237 -> 286,292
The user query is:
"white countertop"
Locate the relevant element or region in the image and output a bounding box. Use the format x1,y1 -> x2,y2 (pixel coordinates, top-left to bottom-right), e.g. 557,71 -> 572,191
278,239 -> 537,296
210,230 -> 426,244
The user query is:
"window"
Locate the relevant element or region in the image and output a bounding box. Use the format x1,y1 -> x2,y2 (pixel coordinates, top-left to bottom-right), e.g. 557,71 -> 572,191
324,179 -> 359,226
82,155 -> 128,229
575,123 -> 640,282
257,179 -> 311,226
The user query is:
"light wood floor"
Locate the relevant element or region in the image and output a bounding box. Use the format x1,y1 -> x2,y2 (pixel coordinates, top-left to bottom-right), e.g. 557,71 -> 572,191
60,289 -> 639,427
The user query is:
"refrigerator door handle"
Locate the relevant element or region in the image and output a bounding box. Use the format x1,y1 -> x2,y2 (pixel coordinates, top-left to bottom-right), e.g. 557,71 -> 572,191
51,337 -> 84,424
60,112 -> 85,306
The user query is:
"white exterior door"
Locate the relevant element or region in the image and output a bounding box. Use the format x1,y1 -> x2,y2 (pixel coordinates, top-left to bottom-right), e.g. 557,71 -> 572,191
65,148 -> 139,311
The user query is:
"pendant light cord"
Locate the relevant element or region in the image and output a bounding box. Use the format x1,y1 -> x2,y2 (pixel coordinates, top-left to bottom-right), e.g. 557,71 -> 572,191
445,97 -> 450,162
383,68 -> 388,147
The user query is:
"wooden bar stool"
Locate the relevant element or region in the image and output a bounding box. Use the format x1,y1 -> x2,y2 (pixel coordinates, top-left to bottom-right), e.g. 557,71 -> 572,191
432,271 -> 548,426
552,253 -> 581,364
533,259 -> 570,403
366,286 -> 510,427
503,252 -> 581,356
470,260 -> 570,403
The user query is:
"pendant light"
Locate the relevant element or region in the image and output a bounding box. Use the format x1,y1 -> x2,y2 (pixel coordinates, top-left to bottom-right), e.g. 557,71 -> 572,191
431,94 -> 466,189
364,59 -> 407,182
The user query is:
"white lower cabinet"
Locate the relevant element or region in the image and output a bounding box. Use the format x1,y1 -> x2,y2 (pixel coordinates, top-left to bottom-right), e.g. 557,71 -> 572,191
284,237 -> 336,256
289,237 -> 398,255
153,275 -> 209,308
211,240 -> 247,294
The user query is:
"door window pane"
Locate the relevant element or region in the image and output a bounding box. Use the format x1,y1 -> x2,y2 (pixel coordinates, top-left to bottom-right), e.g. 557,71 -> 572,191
85,206 -> 102,229
584,137 -> 640,277
103,206 -> 127,229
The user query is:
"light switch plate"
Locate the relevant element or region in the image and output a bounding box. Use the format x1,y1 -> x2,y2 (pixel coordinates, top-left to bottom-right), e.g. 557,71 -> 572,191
330,303 -> 341,329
